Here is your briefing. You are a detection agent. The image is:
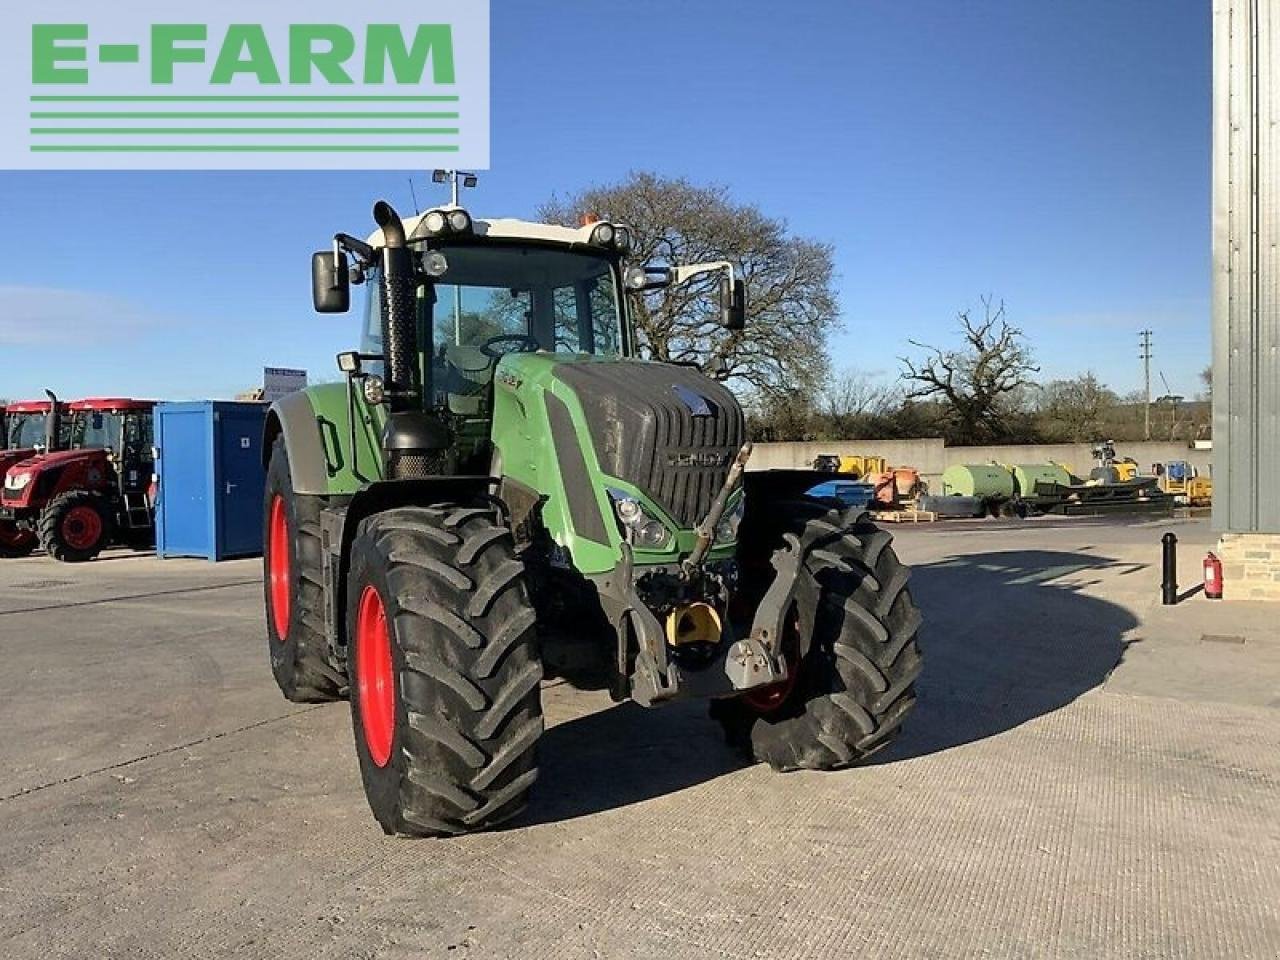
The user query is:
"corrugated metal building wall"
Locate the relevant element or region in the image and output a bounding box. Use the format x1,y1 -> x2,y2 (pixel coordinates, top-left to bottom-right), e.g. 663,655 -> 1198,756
1213,0 -> 1280,532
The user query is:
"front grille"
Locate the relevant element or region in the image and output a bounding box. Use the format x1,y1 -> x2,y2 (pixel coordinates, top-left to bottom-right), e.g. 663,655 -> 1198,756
554,361 -> 745,527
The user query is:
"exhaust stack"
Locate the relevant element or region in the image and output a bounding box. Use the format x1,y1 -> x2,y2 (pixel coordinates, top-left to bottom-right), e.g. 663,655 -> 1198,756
371,201 -> 450,478
43,389 -> 60,452
373,201 -> 418,411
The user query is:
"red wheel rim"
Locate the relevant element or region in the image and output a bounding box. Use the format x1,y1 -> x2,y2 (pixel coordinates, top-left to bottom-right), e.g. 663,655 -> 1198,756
355,585 -> 396,768
62,506 -> 103,551
267,495 -> 291,640
741,614 -> 801,714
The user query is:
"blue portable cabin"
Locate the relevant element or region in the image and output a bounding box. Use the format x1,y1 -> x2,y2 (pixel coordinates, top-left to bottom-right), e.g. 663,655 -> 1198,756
154,401 -> 268,561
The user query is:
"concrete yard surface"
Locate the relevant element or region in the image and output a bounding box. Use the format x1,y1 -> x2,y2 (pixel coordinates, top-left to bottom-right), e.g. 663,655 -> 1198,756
0,518 -> 1277,959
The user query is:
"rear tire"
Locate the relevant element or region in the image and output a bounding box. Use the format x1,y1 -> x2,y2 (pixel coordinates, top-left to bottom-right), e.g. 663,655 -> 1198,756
713,502 -> 923,771
0,522 -> 36,558
347,505 -> 543,837
264,436 -> 343,703
39,491 -> 112,562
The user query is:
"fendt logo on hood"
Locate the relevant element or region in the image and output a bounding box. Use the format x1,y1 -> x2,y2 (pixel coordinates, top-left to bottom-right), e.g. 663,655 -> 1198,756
0,0 -> 490,170
666,451 -> 732,469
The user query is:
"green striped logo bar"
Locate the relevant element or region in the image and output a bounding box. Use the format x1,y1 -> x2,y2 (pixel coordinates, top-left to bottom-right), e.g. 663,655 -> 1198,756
2,1 -> 490,169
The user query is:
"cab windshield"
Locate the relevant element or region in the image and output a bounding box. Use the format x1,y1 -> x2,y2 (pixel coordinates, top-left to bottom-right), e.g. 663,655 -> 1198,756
423,244 -> 624,358
72,411 -> 124,451
6,413 -> 47,449
361,245 -> 624,362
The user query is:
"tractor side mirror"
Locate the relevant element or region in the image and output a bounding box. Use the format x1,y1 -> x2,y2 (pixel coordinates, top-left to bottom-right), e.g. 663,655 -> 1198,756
719,276 -> 746,331
312,251 -> 351,314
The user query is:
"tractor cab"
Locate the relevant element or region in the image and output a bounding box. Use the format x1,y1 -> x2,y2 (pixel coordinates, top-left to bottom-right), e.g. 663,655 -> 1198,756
0,394 -> 69,500
0,398 -> 157,561
2,396 -> 68,454
312,206 -> 744,478
68,399 -> 155,466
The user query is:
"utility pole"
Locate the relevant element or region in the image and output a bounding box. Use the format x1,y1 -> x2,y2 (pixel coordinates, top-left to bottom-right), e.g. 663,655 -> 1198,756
1139,329 -> 1153,441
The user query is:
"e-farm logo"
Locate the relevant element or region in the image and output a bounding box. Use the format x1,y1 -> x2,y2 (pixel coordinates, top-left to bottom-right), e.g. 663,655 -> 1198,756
0,1 -> 489,170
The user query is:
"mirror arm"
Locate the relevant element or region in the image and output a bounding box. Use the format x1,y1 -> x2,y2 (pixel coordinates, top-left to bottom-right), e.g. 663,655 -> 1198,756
334,232 -> 376,269
668,260 -> 735,288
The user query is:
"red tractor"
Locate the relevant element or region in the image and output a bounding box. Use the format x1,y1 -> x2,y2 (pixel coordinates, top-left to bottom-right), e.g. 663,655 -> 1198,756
0,393 -> 70,557
1,398 -> 157,561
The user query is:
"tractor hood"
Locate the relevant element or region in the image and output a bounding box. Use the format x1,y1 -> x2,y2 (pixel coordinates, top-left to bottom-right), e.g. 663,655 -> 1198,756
0,448 -> 38,476
3,447 -> 109,482
548,358 -> 745,527
491,352 -> 745,575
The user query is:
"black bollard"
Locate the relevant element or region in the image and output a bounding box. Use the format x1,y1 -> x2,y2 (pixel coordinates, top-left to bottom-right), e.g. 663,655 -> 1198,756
1161,532 -> 1178,605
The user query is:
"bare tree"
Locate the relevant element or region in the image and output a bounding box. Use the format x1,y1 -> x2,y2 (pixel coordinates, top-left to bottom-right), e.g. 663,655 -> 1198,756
540,172 -> 839,397
816,369 -> 893,438
1036,372 -> 1117,442
898,296 -> 1039,444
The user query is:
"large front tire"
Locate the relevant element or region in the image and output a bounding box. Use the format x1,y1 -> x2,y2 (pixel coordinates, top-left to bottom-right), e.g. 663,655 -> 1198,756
713,503 -> 923,771
347,505 -> 543,837
263,436 -> 343,703
39,491 -> 113,562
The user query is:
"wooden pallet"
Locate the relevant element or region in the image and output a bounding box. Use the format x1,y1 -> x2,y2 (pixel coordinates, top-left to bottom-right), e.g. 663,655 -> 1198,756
874,509 -> 937,523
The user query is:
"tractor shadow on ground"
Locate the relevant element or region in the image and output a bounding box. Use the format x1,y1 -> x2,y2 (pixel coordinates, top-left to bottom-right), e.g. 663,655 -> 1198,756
871,549 -> 1144,764
519,549 -> 1144,826
520,696 -> 742,827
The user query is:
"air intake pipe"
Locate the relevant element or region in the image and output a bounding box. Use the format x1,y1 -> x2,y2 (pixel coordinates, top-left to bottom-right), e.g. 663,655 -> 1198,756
43,389 -> 60,452
372,201 -> 450,477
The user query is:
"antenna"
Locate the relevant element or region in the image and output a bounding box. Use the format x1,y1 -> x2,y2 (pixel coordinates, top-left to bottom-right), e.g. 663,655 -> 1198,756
408,178 -> 420,215
1160,371 -> 1173,396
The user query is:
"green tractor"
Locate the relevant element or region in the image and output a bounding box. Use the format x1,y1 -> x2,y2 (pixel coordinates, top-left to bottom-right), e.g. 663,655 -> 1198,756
263,199 -> 922,836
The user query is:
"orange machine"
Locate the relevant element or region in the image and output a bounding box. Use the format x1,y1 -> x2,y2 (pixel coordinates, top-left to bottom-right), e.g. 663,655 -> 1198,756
873,467 -> 924,507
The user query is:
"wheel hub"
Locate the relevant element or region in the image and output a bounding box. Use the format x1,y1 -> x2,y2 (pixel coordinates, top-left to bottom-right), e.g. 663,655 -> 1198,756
62,505 -> 103,551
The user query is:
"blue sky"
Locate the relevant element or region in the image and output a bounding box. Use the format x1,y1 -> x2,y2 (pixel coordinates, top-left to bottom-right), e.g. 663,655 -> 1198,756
0,0 -> 1210,402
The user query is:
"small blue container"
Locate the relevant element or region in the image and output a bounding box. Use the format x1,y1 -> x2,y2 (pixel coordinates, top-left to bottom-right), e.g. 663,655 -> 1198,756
154,401 -> 268,560
808,480 -> 876,510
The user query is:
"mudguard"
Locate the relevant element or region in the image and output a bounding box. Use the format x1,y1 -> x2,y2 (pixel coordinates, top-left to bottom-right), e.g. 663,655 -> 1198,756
263,392 -> 331,496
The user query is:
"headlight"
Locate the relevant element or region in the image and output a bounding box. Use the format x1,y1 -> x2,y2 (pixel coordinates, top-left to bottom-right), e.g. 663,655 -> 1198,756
608,491 -> 672,550
421,250 -> 450,277
715,497 -> 745,543
362,375 -> 386,405
447,209 -> 472,233
591,222 -> 616,247
634,518 -> 670,549
623,265 -> 648,290
3,472 -> 31,492
615,226 -> 632,252
423,210 -> 448,234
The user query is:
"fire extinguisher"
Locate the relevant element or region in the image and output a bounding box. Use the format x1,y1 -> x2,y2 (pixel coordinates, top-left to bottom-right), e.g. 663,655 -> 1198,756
1204,552 -> 1223,600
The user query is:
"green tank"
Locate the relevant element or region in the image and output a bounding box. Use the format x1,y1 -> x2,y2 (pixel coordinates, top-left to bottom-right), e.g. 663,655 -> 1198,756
1011,463 -> 1072,496
941,464 -> 1015,499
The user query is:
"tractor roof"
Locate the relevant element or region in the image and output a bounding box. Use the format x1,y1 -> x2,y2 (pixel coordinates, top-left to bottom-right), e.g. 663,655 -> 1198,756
68,398 -> 156,412
367,209 -> 605,249
4,399 -> 55,413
